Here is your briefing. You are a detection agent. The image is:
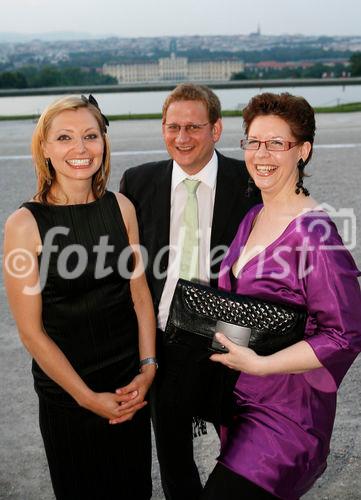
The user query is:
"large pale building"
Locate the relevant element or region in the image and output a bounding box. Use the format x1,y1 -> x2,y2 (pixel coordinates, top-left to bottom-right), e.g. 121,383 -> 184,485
103,53 -> 244,83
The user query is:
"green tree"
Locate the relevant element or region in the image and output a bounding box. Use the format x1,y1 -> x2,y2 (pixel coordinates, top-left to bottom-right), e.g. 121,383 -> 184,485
303,63 -> 327,78
35,66 -> 62,87
231,72 -> 247,80
350,53 -> 361,76
0,71 -> 27,89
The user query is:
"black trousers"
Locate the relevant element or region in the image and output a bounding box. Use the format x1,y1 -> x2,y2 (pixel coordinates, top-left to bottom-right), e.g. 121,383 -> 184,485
150,330 -> 204,500
202,463 -> 280,500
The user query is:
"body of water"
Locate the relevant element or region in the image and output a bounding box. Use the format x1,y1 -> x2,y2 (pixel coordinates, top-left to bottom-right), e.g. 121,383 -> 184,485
0,84 -> 360,116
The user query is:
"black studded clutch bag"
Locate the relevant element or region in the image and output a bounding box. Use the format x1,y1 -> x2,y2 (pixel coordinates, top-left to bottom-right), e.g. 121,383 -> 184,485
165,278 -> 307,356
163,279 -> 307,425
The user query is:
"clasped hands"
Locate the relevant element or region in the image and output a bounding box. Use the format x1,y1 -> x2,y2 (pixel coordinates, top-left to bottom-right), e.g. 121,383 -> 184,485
82,365 -> 156,425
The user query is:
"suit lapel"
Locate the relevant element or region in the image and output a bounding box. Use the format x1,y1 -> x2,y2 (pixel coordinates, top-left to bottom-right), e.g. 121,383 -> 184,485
211,152 -> 241,249
152,160 -> 173,251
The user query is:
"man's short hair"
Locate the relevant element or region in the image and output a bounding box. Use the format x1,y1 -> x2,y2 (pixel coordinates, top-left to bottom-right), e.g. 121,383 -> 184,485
162,83 -> 222,124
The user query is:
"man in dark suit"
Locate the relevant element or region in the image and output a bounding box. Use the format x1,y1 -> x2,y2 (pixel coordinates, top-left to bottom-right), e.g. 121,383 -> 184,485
119,83 -> 261,499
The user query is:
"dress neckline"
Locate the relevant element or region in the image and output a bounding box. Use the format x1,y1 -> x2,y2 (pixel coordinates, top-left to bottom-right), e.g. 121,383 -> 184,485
26,191 -> 109,208
232,206 -> 326,277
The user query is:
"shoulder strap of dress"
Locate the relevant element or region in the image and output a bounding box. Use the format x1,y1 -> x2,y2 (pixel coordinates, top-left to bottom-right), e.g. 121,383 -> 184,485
20,201 -> 44,219
102,191 -> 128,240
20,202 -> 48,242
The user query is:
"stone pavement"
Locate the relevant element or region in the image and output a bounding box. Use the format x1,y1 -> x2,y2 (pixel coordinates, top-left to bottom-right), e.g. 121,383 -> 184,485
1,114 -> 360,499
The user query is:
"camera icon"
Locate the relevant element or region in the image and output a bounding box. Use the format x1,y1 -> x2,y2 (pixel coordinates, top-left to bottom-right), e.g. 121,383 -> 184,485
295,203 -> 356,251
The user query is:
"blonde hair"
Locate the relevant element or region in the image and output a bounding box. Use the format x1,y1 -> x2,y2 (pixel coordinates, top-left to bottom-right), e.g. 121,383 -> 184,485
31,95 -> 110,204
162,83 -> 222,124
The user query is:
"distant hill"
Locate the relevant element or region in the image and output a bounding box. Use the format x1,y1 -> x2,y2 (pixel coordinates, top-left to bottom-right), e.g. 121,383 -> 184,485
0,32 -> 112,43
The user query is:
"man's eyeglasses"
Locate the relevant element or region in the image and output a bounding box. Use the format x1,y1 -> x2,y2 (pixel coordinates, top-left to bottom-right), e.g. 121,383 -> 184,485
164,122 -> 210,134
240,139 -> 299,151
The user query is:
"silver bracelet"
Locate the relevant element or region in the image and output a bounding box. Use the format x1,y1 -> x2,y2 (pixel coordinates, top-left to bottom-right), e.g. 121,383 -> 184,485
139,357 -> 158,371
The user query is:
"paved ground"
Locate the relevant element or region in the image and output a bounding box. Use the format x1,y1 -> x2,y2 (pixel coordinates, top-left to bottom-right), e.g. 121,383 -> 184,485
1,113 -> 360,499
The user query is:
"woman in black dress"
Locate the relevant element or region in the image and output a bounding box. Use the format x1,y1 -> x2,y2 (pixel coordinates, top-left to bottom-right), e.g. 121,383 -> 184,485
3,95 -> 156,499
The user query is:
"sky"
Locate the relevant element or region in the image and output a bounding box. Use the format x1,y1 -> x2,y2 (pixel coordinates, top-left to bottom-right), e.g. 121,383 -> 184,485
1,0 -> 361,38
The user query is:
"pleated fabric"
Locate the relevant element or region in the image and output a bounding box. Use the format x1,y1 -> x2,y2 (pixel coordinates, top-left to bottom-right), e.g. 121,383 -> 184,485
22,192 -> 152,499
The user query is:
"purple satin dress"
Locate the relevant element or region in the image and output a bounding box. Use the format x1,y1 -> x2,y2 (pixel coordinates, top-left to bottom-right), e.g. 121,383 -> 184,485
217,204 -> 361,500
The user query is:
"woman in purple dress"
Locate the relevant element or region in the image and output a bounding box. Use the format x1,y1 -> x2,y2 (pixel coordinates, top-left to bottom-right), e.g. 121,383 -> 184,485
201,93 -> 361,499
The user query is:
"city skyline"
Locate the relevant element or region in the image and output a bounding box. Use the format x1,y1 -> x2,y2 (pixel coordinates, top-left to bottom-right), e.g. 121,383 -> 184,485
1,0 -> 361,39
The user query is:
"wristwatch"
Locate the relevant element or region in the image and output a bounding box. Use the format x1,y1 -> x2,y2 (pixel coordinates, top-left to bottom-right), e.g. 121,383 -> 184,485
139,357 -> 158,372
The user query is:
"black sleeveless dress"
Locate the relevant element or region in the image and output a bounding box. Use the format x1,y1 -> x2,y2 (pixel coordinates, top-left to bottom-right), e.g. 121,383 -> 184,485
22,191 -> 152,500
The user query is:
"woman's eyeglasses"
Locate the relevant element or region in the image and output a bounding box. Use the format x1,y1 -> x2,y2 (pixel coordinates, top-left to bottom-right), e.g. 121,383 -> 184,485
240,139 -> 299,151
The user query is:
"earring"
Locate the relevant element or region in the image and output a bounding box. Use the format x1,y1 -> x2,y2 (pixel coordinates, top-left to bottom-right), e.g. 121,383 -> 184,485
245,177 -> 255,197
101,163 -> 105,178
295,159 -> 310,197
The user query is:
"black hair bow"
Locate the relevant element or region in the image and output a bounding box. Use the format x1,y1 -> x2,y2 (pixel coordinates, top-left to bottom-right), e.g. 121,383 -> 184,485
81,94 -> 109,131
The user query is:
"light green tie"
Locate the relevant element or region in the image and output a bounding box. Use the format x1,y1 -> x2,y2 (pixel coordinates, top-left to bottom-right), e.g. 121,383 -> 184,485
179,179 -> 201,281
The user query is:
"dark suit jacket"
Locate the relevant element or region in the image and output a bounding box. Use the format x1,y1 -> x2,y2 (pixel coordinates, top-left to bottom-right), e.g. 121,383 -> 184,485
119,150 -> 261,311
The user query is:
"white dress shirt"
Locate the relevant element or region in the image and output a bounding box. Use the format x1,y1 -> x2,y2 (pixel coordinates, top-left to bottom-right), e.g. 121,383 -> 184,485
157,151 -> 218,331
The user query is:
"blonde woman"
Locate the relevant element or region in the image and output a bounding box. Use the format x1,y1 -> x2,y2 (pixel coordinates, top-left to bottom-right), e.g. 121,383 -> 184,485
3,95 -> 156,499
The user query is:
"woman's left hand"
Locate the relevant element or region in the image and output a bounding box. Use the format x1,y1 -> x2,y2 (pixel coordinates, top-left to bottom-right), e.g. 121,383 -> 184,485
109,365 -> 156,424
210,333 -> 266,376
